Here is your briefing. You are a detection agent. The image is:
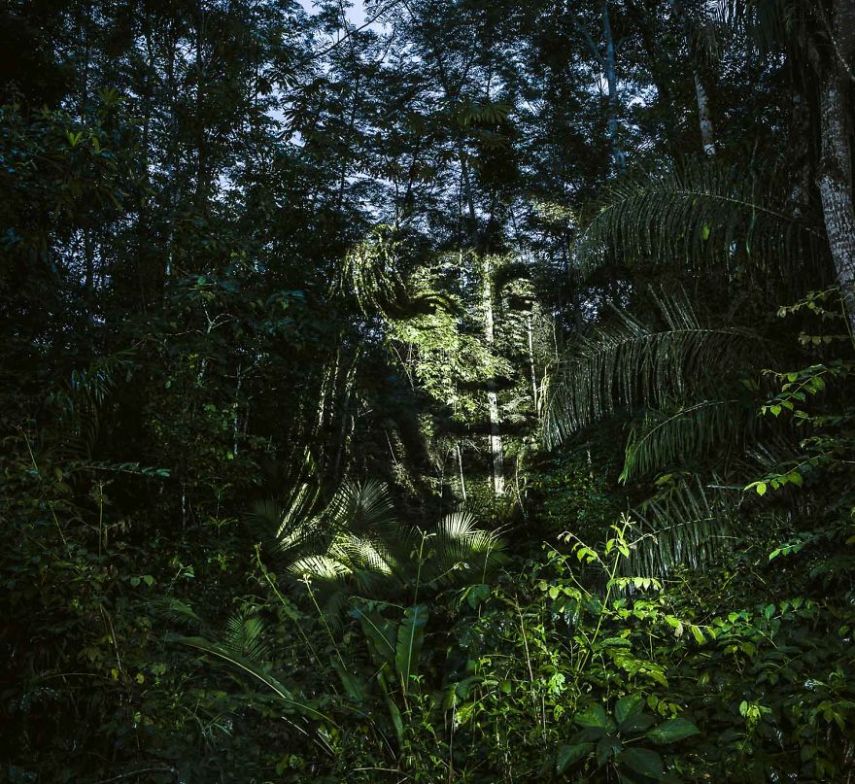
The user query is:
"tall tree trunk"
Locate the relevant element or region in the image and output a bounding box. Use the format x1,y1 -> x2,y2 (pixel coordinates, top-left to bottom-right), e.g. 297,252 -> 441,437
602,0 -> 625,171
693,71 -> 716,156
482,257 -> 504,496
818,0 -> 855,336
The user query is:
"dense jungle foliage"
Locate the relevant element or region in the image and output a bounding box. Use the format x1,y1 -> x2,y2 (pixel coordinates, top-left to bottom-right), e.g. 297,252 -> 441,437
2,0 -> 855,782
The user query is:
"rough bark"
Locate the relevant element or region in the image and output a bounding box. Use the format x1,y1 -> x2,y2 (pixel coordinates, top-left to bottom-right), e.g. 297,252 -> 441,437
818,0 -> 855,336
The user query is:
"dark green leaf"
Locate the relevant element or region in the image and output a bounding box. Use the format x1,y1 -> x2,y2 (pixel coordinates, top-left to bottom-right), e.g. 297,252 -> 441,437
619,747 -> 664,780
647,718 -> 700,745
556,742 -> 593,773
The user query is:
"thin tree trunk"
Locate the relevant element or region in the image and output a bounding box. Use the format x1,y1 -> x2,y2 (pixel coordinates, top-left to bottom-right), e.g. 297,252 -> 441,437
526,313 -> 538,412
602,0 -> 625,171
457,443 -> 467,502
818,0 -> 855,336
482,257 -> 504,496
693,71 -> 716,156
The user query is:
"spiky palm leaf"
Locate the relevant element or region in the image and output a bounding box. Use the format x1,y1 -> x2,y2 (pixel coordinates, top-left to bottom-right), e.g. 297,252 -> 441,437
544,291 -> 766,447
289,554 -> 353,581
576,161 -> 823,282
341,225 -> 453,320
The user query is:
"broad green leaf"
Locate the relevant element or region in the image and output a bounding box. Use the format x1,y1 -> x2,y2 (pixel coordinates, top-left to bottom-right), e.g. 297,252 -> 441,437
619,747 -> 664,779
354,608 -> 396,668
647,718 -> 700,745
615,693 -> 645,725
332,659 -> 366,704
575,703 -> 611,730
596,735 -> 622,768
690,625 -> 706,644
556,742 -> 593,773
621,712 -> 655,734
570,727 -> 607,744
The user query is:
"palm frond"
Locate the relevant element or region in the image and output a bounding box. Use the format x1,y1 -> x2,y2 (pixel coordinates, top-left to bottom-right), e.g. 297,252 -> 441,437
288,554 -> 352,581
150,597 -> 202,630
628,476 -> 738,577
325,479 -> 398,535
331,533 -> 395,575
223,611 -> 270,663
620,399 -> 754,483
576,160 -> 823,281
174,635 -> 332,723
427,512 -> 506,585
544,291 -> 765,446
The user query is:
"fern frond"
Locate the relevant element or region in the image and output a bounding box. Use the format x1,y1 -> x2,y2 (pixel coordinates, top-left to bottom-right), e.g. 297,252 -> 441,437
544,292 -> 765,446
577,160 -> 823,280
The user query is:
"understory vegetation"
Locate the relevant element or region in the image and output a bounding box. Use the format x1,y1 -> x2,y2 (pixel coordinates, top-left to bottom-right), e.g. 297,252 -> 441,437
1,0 -> 854,782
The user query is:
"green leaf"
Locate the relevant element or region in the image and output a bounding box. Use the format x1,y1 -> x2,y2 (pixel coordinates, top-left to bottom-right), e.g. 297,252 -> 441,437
596,736 -> 622,768
575,703 -> 611,730
354,608 -> 396,668
621,712 -> 656,734
615,693 -> 645,725
647,718 -> 700,745
619,747 -> 664,779
395,604 -> 428,694
556,742 -> 593,773
332,660 -> 366,704
465,583 -> 490,608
